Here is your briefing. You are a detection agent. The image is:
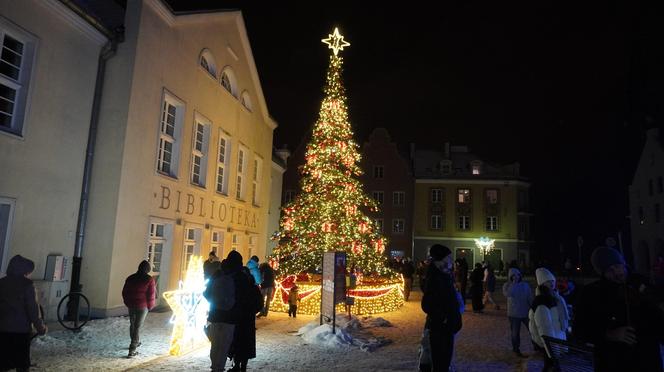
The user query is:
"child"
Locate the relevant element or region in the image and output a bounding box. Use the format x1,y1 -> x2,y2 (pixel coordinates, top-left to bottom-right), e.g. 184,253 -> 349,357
288,285 -> 300,317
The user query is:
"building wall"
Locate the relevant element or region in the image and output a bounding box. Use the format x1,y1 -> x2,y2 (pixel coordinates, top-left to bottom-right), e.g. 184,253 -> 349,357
629,128 -> 664,277
266,159 -> 286,256
0,0 -> 106,276
412,179 -> 531,268
83,0 -> 275,315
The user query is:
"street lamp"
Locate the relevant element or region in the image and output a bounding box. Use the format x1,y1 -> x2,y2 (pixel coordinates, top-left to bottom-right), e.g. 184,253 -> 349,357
474,237 -> 495,262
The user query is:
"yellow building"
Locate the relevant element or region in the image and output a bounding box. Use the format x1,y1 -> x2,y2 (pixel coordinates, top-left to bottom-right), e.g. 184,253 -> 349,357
412,144 -> 533,270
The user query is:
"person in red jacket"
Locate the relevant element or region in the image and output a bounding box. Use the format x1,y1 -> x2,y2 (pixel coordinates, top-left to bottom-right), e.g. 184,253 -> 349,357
122,260 -> 155,357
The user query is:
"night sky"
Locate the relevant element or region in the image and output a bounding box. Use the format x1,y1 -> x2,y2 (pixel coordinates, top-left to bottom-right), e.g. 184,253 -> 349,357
174,1 -> 664,264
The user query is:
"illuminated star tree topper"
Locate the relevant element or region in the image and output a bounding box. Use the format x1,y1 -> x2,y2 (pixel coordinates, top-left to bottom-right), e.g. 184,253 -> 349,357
271,28 -> 393,277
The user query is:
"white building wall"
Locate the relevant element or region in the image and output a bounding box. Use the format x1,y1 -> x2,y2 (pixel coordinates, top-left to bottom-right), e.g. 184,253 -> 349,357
0,0 -> 106,277
266,159 -> 286,256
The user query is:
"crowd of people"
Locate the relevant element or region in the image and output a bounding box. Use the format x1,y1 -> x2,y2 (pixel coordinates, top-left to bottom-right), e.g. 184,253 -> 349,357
417,244 -> 664,372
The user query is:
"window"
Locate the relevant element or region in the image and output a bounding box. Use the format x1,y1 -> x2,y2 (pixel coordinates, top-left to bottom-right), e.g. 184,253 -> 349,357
241,91 -> 252,111
220,67 -> 237,97
392,219 -> 405,234
0,198 -> 14,276
638,206 -> 645,225
0,21 -> 35,136
216,132 -> 231,194
183,227 -> 201,274
441,161 -> 452,175
486,216 -> 498,231
284,190 -> 295,203
393,191 -> 405,206
236,147 -> 247,200
191,119 -> 210,187
656,204 -> 661,223
658,177 -> 663,194
148,223 -> 166,275
458,215 -> 470,230
210,229 -> 223,257
232,233 -> 239,251
373,165 -> 384,179
199,49 -> 217,78
372,191 -> 384,205
157,93 -> 184,177
472,164 -> 481,175
431,188 -> 443,203
486,189 -> 499,204
430,215 -> 442,230
252,157 -> 263,205
649,179 -> 654,196
518,216 -> 528,240
457,189 -> 471,204
375,219 -> 383,233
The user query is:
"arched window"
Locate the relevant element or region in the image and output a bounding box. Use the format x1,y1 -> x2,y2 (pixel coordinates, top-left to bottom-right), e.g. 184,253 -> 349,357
241,91 -> 252,111
199,49 -> 217,78
220,67 -> 238,98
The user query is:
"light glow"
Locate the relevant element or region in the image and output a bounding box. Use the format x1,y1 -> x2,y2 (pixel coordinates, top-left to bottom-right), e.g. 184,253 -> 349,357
321,27 -> 350,56
474,237 -> 496,257
163,255 -> 209,356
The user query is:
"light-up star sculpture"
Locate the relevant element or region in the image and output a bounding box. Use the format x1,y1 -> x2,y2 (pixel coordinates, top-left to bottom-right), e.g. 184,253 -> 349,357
322,27 -> 350,56
474,237 -> 496,259
163,255 -> 209,356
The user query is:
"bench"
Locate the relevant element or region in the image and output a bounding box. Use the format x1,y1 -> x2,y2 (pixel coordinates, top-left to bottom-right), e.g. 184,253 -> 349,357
542,335 -> 595,372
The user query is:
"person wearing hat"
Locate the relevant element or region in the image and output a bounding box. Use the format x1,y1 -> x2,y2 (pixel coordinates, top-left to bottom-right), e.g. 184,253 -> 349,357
534,267 -> 569,331
574,247 -> 663,372
0,255 -> 47,371
502,267 -> 533,357
122,260 -> 156,357
421,244 -> 462,372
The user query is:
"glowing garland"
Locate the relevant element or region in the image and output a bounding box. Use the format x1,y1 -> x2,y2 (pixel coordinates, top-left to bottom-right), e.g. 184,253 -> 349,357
162,255 -> 209,356
474,237 -> 496,257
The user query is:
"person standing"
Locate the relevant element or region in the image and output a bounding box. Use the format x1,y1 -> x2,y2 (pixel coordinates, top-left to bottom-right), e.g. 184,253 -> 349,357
204,251 -> 221,281
483,263 -> 500,310
469,263 -> 485,313
402,258 -> 415,301
122,260 -> 156,357
421,244 -> 462,372
502,268 -> 532,357
228,266 -> 263,372
0,255 -> 47,371
574,247 -> 663,372
288,285 -> 300,318
534,267 -> 569,333
528,284 -> 566,371
246,256 -> 261,289
416,260 -> 428,293
257,262 -> 275,317
205,251 -> 245,372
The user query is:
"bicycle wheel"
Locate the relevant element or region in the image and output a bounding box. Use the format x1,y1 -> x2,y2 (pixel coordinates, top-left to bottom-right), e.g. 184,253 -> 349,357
57,292 -> 91,331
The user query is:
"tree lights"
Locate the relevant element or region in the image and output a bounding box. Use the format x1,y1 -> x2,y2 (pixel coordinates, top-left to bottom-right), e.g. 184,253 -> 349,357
270,28 -> 395,279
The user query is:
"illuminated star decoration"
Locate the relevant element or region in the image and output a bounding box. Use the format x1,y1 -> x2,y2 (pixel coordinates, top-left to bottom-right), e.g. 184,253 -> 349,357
321,27 -> 350,56
474,237 -> 496,257
163,255 -> 209,356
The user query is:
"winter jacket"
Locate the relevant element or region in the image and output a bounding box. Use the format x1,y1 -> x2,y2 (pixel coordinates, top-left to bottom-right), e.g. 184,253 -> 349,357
246,259 -> 262,286
206,260 -> 260,324
528,293 -> 567,348
122,272 -> 156,310
502,269 -> 533,318
228,270 -> 263,361
401,262 -> 415,279
288,288 -> 299,305
0,255 -> 45,333
259,263 -> 275,288
574,277 -> 664,372
421,264 -> 462,334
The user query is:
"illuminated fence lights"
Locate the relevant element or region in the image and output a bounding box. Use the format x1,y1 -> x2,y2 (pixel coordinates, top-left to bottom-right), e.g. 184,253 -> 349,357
162,255 -> 209,356
269,275 -> 405,316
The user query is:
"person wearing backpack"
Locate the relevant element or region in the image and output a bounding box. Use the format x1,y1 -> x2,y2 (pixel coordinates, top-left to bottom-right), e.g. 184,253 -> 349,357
204,250 -> 244,372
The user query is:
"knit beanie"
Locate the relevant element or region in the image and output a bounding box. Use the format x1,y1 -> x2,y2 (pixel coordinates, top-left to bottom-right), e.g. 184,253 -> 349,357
429,244 -> 452,261
590,246 -> 625,275
535,267 -> 555,285
508,268 -> 521,280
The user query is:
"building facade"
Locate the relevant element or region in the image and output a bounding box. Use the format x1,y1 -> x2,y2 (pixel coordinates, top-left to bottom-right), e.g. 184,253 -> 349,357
266,148 -> 289,256
0,0 -> 115,318
360,128 -> 414,257
411,144 -> 533,270
0,0 -> 277,318
628,127 -> 664,277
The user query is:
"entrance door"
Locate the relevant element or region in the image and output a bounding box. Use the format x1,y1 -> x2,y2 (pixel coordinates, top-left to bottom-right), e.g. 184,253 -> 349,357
484,249 -> 503,272
455,248 -> 474,268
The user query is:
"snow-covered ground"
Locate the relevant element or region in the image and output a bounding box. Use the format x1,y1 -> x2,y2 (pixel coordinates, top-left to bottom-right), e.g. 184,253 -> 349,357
31,290 -> 554,371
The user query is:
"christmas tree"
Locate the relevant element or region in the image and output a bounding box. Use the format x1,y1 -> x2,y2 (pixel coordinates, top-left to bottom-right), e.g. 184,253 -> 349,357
272,28 -> 392,277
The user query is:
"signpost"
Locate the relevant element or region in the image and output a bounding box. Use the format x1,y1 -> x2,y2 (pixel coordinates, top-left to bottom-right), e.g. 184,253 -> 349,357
321,251 -> 346,333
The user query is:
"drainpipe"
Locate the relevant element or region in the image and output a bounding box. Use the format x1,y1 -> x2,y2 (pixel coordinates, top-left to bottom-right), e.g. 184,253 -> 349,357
59,0 -> 125,304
